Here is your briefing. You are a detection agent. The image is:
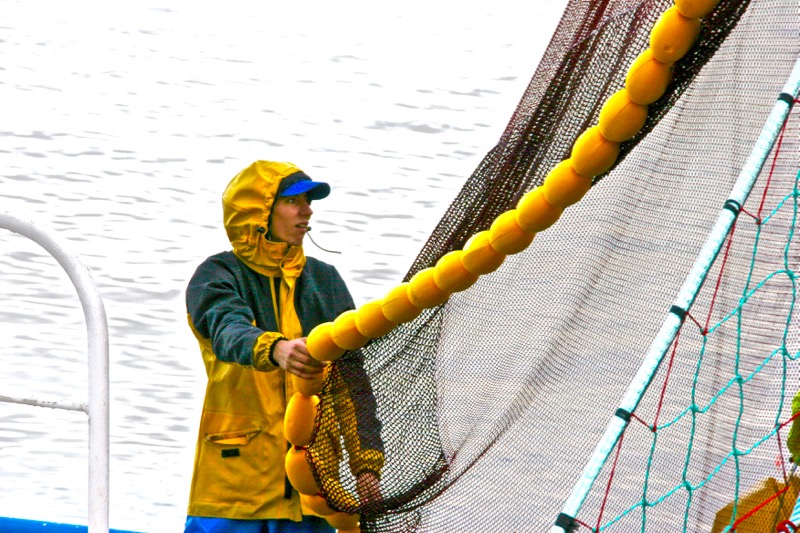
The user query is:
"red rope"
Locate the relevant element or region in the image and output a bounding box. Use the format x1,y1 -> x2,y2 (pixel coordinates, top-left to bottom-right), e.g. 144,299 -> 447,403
653,329 -> 682,429
756,111 -> 789,220
703,223 -> 737,334
595,432 -> 626,531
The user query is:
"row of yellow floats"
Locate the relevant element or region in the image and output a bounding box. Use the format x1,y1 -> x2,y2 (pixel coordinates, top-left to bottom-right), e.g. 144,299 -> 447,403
284,1 -> 720,530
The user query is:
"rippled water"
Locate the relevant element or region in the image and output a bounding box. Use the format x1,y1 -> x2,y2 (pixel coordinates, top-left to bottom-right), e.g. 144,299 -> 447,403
0,1 -> 566,530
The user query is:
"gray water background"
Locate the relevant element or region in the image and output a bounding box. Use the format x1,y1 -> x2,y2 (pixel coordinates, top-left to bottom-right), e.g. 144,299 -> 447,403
0,1 -> 567,531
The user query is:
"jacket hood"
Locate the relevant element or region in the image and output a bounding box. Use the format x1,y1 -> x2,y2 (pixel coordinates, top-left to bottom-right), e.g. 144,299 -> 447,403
222,160 -> 306,274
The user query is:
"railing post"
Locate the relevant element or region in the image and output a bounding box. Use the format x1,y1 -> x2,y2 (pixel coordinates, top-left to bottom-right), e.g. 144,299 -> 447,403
0,211 -> 110,533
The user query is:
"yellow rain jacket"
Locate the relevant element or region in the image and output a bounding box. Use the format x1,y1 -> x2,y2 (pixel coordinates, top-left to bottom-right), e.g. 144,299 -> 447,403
185,161 -> 384,520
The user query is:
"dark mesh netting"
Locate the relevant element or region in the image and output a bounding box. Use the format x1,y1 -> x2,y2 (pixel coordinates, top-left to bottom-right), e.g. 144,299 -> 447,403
308,0 -> 800,531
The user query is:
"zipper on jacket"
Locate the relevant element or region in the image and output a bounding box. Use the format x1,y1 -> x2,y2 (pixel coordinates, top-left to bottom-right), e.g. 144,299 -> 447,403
272,276 -> 294,500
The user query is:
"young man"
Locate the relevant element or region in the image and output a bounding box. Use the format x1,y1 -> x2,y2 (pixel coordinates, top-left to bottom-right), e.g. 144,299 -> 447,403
184,161 -> 383,533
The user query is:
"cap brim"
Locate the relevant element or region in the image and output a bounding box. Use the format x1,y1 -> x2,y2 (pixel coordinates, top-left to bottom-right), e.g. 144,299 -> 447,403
279,180 -> 331,200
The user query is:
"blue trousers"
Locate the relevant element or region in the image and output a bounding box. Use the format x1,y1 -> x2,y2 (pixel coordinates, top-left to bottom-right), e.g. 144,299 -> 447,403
185,515 -> 335,533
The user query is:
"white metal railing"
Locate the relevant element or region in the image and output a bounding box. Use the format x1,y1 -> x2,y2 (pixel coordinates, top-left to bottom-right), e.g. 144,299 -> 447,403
0,211 -> 109,532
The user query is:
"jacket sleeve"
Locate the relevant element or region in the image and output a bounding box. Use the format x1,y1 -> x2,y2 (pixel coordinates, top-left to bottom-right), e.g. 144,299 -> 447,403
326,267 -> 386,477
186,256 -> 282,370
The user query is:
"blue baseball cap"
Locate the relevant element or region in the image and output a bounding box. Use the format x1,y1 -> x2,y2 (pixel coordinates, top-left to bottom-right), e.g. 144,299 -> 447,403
277,171 -> 331,200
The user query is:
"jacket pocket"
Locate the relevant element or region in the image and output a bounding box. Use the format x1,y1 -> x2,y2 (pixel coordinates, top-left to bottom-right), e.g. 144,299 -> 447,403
205,425 -> 262,446
191,412 -> 279,509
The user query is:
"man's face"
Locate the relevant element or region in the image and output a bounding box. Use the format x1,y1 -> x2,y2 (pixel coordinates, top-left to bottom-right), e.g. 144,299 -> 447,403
270,193 -> 313,246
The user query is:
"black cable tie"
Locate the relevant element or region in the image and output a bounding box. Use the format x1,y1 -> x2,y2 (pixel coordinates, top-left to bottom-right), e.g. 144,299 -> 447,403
555,513 -> 577,532
670,305 -> 687,322
778,92 -> 795,107
722,199 -> 741,216
615,408 -> 631,423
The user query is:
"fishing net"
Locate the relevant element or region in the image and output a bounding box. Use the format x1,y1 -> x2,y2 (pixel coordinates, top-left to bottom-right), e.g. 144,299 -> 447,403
308,0 -> 800,531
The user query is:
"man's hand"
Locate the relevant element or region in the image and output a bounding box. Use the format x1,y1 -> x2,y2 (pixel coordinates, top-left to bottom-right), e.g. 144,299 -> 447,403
356,471 -> 382,507
272,338 -> 327,379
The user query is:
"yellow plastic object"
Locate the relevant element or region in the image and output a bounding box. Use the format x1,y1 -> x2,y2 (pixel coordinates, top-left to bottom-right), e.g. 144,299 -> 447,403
284,393 -> 320,447
300,493 -> 336,516
489,210 -> 535,255
326,511 -> 360,530
434,250 -> 479,293
516,188 -> 563,233
337,528 -> 361,533
570,126 -> 620,177
331,309 -> 370,351
285,446 -> 320,495
675,0 -> 721,19
625,49 -> 673,105
408,267 -> 450,308
355,299 -> 396,338
541,160 -> 593,209
461,231 -> 506,275
292,369 -> 327,397
381,282 -> 423,323
650,6 -> 701,64
598,89 -> 648,143
307,322 -> 346,362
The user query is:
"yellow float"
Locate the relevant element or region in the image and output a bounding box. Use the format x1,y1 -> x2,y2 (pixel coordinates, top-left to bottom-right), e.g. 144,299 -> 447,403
433,250 -> 479,293
598,89 -> 649,143
292,368 -> 327,397
306,321 -> 346,362
300,493 -> 336,516
675,0 -> 721,19
381,282 -> 423,323
516,188 -> 563,234
649,6 -> 701,64
284,393 -> 320,448
331,309 -> 370,351
541,160 -> 593,208
407,267 -> 450,309
570,126 -> 620,178
326,511 -> 360,530
461,231 -> 506,275
489,210 -> 535,255
285,446 -> 320,496
355,298 -> 396,338
625,49 -> 673,105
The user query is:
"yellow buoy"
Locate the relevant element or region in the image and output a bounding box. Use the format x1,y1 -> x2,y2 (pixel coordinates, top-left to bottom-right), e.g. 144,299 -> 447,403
331,309 -> 370,351
516,188 -> 563,233
461,231 -> 506,275
284,393 -> 320,447
489,210 -> 535,255
285,446 -> 320,496
625,48 -> 673,105
408,267 -> 450,308
570,126 -> 620,177
300,493 -> 336,516
292,368 -> 327,397
598,89 -> 648,143
355,299 -> 396,338
675,0 -> 721,19
650,6 -> 701,64
307,322 -> 346,362
326,511 -> 360,530
541,159 -> 593,208
433,250 -> 479,293
381,282 -> 423,324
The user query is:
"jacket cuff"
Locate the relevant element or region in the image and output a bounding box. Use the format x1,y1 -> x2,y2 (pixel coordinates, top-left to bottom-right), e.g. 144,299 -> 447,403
252,332 -> 287,371
350,449 -> 385,479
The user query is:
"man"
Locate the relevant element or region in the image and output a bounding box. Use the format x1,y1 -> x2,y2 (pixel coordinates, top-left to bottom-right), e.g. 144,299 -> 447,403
184,161 -> 383,533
